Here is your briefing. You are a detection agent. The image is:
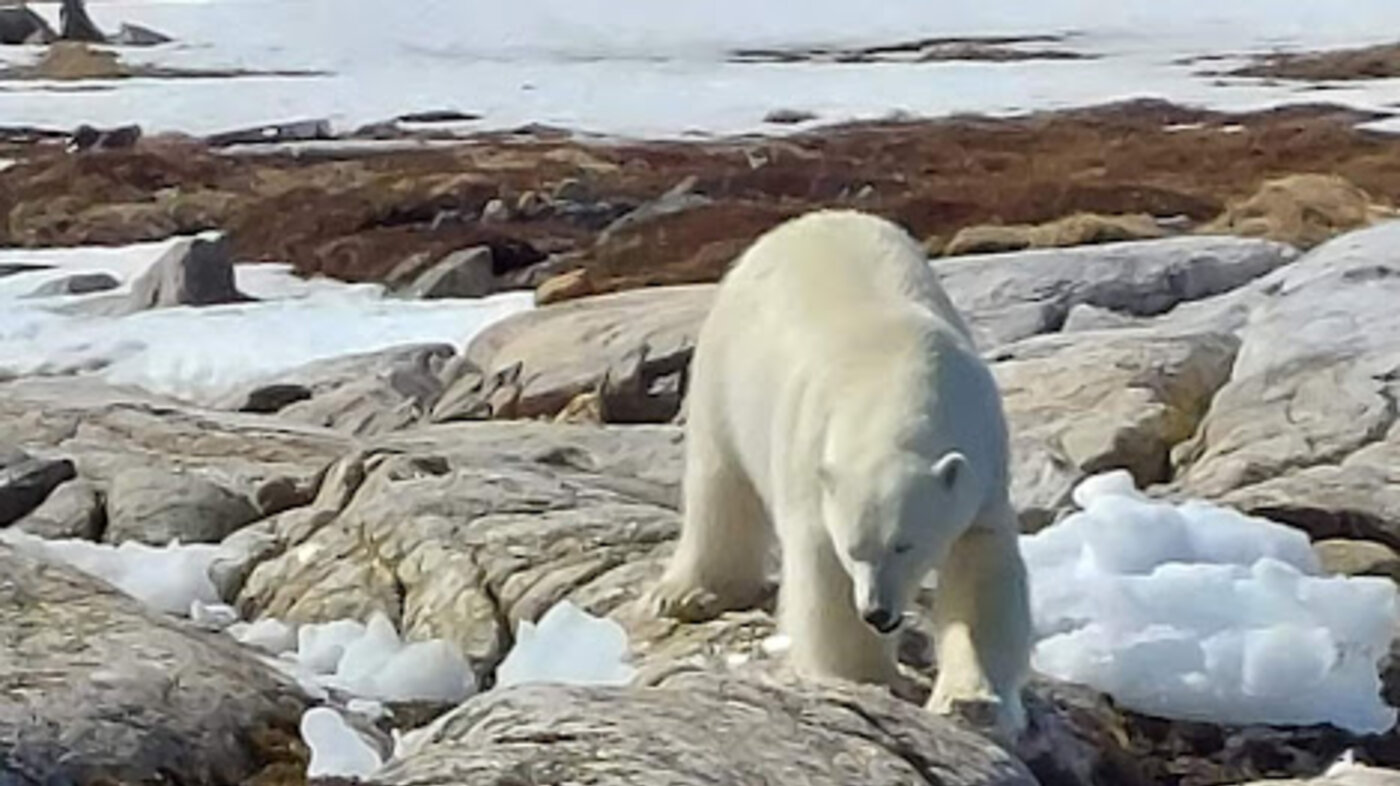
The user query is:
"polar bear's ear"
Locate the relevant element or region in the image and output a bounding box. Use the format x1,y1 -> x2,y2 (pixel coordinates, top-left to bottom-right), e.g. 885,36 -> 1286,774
931,451 -> 967,492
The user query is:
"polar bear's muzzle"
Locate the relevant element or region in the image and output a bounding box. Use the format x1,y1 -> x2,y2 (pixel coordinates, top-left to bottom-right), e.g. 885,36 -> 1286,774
860,606 -> 904,635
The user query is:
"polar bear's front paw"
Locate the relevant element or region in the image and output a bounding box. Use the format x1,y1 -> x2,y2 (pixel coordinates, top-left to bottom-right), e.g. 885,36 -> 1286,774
646,576 -> 727,622
927,690 -> 1026,742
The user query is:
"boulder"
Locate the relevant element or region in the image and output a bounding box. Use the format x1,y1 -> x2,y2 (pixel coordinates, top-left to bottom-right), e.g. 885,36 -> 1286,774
0,544 -> 307,784
935,235 -> 1299,348
23,271 -> 120,298
1173,222 -> 1400,549
14,477 -> 105,540
444,285 -> 713,422
401,246 -> 497,299
534,267 -> 595,305
124,233 -> 250,311
105,467 -> 261,545
377,673 -> 1035,786
0,4 -> 55,45
0,449 -> 77,527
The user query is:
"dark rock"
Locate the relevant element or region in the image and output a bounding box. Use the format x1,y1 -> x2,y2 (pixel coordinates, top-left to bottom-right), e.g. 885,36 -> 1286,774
0,452 -> 77,527
396,109 -> 480,124
238,383 -> 314,414
0,4 -> 56,45
764,108 -> 819,124
205,118 -> 333,148
59,0 -> 106,43
124,233 -> 252,312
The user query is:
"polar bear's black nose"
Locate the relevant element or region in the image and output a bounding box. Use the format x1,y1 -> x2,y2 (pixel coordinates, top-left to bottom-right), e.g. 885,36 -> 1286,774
862,607 -> 901,634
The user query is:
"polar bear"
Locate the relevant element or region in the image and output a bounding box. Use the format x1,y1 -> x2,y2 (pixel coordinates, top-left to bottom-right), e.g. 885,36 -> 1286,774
647,209 -> 1031,737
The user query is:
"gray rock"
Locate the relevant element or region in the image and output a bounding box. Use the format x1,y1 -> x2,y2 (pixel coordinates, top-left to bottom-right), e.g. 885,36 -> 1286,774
0,451 -> 76,527
1060,302 -> 1141,332
23,271 -> 120,298
1173,221 -> 1400,548
111,21 -> 172,46
991,328 -> 1239,529
14,477 -> 105,540
224,343 -> 456,435
0,263 -> 51,278
0,5 -> 56,45
0,544 -> 307,784
449,285 -> 712,422
105,467 -> 261,545
402,246 -> 496,299
935,235 -> 1300,348
125,234 -> 250,312
377,673 -> 1035,786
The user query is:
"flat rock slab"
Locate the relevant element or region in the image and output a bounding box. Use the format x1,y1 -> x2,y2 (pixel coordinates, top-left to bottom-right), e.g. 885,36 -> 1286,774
378,672 -> 1036,786
0,545 -> 307,785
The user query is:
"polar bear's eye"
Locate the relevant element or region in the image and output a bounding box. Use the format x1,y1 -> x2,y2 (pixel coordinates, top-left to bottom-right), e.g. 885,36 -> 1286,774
892,542 -> 913,555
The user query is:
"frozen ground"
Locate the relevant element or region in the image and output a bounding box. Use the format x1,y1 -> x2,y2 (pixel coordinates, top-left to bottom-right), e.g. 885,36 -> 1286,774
0,239 -> 532,404
2,1 -> 1400,138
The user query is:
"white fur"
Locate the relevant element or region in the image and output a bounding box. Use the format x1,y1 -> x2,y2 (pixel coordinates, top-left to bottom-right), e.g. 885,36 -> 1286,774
649,210 -> 1031,738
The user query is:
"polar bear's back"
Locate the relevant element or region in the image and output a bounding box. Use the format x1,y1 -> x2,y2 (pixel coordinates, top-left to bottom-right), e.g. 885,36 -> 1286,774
722,210 -> 969,337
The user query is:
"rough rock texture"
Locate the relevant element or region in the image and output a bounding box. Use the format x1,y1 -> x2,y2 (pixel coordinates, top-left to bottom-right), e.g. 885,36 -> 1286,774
105,467 -> 260,545
1314,539 -> 1400,584
935,236 -> 1299,348
0,545 -> 307,785
0,377 -> 348,496
222,344 -> 456,436
13,477 -> 105,540
943,212 -> 1167,257
450,285 -> 713,422
376,672 -> 1036,786
1174,222 -> 1400,549
991,328 -> 1239,529
0,449 -> 76,527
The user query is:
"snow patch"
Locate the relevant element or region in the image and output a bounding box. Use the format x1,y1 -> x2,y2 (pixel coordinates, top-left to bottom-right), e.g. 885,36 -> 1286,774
0,529 -> 223,616
1021,470 -> 1400,735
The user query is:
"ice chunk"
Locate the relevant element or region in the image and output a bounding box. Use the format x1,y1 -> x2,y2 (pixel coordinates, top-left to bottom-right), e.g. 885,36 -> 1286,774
301,707 -> 382,780
228,617 -> 300,655
0,529 -> 221,616
495,600 -> 636,688
1021,471 -> 1400,734
297,619 -> 368,675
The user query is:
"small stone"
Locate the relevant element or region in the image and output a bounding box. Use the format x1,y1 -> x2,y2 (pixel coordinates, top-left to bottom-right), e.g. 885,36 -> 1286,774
763,108 -> 818,125
480,198 -> 510,224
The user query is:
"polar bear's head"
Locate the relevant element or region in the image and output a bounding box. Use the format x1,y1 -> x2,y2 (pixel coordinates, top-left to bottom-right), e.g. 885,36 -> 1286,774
820,450 -> 980,635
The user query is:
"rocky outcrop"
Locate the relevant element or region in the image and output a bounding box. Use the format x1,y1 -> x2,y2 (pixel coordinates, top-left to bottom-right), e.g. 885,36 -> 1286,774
377,672 -> 1036,786
0,545 -> 307,784
400,246 -> 497,299
59,0 -> 106,43
125,233 -> 251,311
1173,222 -> 1400,549
936,235 -> 1299,348
1202,174 -> 1390,250
943,212 -> 1167,257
